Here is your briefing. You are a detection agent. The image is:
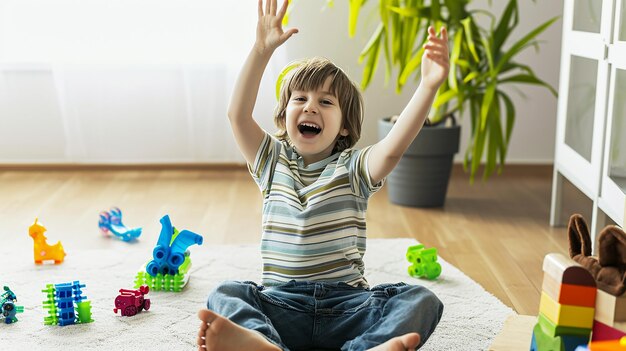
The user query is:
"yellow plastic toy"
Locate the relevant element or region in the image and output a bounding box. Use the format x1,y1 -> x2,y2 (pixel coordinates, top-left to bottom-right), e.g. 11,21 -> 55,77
28,218 -> 66,264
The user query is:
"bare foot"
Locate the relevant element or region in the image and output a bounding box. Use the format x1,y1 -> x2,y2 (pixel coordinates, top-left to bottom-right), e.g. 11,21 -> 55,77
197,309 -> 281,351
366,333 -> 421,351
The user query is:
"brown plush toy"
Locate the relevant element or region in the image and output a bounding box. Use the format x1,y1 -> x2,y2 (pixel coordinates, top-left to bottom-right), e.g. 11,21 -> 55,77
568,213 -> 626,296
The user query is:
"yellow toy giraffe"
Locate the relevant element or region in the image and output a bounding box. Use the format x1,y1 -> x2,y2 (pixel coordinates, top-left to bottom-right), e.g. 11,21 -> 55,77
28,218 -> 66,264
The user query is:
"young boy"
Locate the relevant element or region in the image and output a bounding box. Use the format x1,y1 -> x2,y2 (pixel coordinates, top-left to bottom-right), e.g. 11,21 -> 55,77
198,0 -> 450,350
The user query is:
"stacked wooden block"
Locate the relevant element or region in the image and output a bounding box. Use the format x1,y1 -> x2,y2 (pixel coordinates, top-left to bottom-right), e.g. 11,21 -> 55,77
590,288 -> 626,342
531,253 -> 596,351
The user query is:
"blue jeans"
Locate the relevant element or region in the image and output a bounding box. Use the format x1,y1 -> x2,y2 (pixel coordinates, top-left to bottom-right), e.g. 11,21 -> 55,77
206,280 -> 443,350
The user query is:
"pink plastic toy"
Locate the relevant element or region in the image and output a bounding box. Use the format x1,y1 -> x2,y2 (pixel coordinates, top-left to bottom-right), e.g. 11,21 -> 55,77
114,286 -> 150,317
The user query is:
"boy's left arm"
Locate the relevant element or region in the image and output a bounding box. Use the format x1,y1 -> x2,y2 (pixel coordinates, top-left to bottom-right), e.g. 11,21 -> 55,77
368,26 -> 450,185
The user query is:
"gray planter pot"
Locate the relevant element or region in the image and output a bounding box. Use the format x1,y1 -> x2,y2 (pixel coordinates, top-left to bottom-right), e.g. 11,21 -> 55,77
378,117 -> 461,207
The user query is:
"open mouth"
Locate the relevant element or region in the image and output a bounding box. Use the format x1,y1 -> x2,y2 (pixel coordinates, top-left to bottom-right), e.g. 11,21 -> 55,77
297,122 -> 322,136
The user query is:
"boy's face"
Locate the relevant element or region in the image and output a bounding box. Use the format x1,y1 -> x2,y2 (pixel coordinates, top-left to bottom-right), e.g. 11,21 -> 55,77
285,76 -> 349,164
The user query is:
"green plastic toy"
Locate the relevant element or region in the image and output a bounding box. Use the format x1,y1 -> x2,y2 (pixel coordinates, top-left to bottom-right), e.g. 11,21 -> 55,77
134,254 -> 192,292
406,244 -> 442,280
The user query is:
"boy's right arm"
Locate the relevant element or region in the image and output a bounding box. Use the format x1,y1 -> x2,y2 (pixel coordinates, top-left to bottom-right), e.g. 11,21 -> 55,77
227,0 -> 298,165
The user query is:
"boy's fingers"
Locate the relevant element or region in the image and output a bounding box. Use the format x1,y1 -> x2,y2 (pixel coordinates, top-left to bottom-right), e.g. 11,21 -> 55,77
427,37 -> 444,46
424,48 -> 447,57
270,0 -> 277,15
426,53 -> 450,68
265,0 -> 271,15
277,0 -> 289,18
423,44 -> 448,57
258,0 -> 263,17
441,27 -> 448,41
280,28 -> 299,43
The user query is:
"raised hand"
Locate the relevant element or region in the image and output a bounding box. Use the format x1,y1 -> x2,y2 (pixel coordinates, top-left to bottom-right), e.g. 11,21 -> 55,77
421,26 -> 450,90
255,0 -> 299,55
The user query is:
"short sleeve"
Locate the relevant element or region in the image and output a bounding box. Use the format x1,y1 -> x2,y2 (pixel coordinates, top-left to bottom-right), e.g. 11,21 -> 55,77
347,145 -> 385,199
247,132 -> 280,194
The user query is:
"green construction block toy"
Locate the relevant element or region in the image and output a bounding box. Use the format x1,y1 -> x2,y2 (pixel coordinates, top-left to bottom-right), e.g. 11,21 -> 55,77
530,321 -> 590,351
406,244 -> 442,280
134,255 -> 192,292
75,301 -> 94,324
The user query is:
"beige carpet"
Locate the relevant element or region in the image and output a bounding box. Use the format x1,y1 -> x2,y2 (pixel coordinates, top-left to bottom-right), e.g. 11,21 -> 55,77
0,238 -> 515,350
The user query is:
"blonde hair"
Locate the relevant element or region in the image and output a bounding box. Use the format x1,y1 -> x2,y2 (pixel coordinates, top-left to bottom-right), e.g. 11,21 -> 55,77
274,57 -> 363,153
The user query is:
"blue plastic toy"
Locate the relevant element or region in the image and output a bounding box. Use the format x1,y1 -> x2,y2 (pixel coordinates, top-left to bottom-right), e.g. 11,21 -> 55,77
99,207 -> 142,242
2,286 -> 24,324
42,281 -> 94,326
146,215 -> 203,277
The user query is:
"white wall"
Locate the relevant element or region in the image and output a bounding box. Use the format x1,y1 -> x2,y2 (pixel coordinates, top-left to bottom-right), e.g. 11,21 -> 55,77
0,0 -> 564,164
278,0 -> 564,164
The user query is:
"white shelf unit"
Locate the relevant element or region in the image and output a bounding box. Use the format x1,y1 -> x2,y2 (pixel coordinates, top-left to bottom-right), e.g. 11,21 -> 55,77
551,0 -> 626,250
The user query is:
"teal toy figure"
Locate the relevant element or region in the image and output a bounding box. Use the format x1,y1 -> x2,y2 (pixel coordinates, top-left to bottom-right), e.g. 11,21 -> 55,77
2,286 -> 24,324
406,244 -> 441,280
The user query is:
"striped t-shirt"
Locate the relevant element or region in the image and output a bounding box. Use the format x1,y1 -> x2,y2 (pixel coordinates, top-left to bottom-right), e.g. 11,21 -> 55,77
248,133 -> 383,288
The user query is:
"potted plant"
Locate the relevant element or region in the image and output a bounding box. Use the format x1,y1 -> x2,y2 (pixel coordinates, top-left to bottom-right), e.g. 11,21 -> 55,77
283,0 -> 557,206
349,0 -> 558,207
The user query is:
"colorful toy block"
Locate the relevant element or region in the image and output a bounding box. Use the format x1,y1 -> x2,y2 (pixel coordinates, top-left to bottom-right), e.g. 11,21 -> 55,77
542,272 -> 597,308
595,289 -> 626,328
591,336 -> 626,350
145,215 -> 203,277
540,291 -> 596,329
537,313 -> 592,338
29,218 -> 66,264
531,253 -> 597,351
543,253 -> 596,287
577,336 -> 626,350
135,254 -> 191,292
99,207 -> 142,242
406,244 -> 441,280
42,281 -> 93,326
592,320 -> 626,342
531,321 -> 590,351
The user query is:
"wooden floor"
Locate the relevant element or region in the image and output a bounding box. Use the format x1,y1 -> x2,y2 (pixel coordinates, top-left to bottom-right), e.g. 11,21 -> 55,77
0,165 -> 596,315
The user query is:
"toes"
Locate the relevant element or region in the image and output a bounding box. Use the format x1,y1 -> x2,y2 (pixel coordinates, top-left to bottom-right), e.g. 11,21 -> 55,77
198,309 -> 219,324
402,333 -> 421,348
196,330 -> 205,350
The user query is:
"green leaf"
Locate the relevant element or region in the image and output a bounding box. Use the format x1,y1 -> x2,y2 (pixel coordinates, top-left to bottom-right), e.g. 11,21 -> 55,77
398,47 -> 425,88
359,23 -> 385,58
481,35 -> 495,75
493,0 -> 518,53
448,30 -> 463,90
498,91 -> 516,145
495,16 -> 559,73
431,0 -> 441,21
388,5 -> 431,18
484,97 -> 504,180
480,82 -> 496,131
382,29 -> 393,87
500,74 -> 557,96
444,0 -> 468,23
471,104 -> 487,183
462,71 -> 480,83
359,25 -> 383,89
433,88 -> 457,108
461,17 -> 480,62
349,0 -> 367,37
